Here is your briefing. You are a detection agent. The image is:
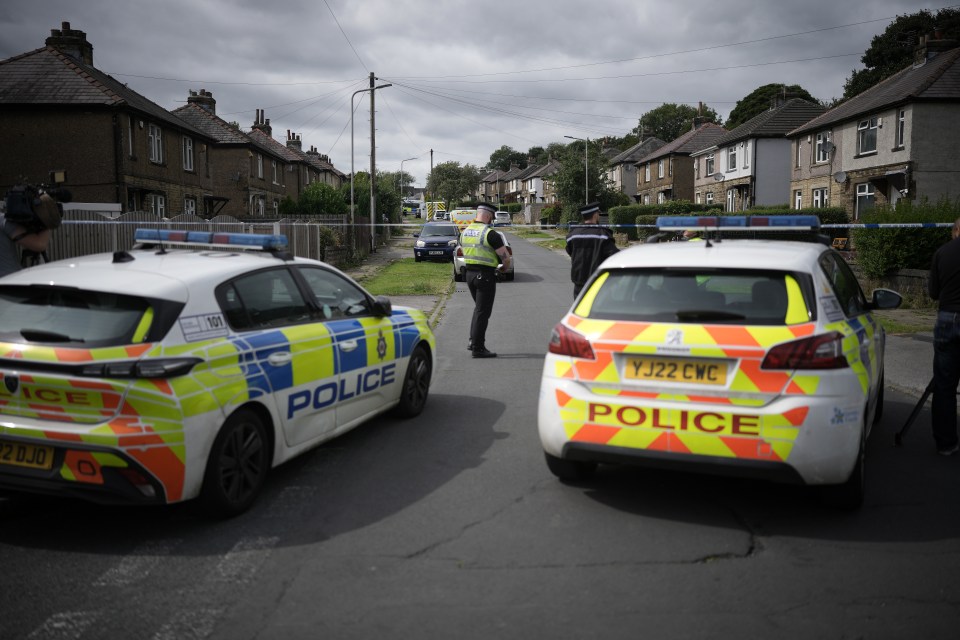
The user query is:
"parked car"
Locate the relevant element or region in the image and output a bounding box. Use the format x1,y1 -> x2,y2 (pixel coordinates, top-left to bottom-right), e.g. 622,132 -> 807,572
0,229 -> 436,516
413,222 -> 460,262
494,211 -> 512,227
538,214 -> 902,510
453,230 -> 514,282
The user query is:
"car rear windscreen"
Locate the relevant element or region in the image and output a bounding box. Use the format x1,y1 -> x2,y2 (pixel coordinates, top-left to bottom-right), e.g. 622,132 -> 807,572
0,285 -> 171,346
585,269 -> 814,325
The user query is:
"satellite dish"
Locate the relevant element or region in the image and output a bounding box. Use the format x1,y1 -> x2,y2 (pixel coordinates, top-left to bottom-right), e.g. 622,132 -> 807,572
822,141 -> 835,153
712,172 -> 725,182
833,171 -> 847,183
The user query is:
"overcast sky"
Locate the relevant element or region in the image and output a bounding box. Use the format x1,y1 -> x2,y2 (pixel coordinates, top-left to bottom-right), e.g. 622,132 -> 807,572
0,0 -> 942,187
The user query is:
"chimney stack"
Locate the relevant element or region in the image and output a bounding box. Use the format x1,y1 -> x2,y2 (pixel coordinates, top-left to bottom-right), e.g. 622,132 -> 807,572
286,131 -> 303,151
187,89 -> 216,114
252,109 -> 272,136
46,21 -> 94,66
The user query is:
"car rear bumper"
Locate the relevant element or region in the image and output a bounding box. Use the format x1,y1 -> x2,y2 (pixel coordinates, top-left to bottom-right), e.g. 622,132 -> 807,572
538,368 -> 865,486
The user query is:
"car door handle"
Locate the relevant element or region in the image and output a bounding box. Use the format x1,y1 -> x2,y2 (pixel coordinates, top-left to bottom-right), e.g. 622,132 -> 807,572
340,339 -> 358,352
267,352 -> 293,366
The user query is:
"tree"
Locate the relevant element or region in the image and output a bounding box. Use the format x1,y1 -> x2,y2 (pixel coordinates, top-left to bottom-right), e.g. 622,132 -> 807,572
339,171 -> 399,222
725,84 -> 819,129
526,145 -> 547,165
844,8 -> 960,99
299,182 -> 347,216
636,103 -> 721,143
488,145 -> 528,171
553,140 -> 617,215
427,161 -> 483,207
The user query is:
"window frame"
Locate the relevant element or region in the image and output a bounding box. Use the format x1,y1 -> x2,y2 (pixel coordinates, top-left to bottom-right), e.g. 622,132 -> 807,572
855,182 -> 875,220
794,190 -> 803,210
727,145 -> 737,171
182,136 -> 194,172
895,109 -> 905,149
857,117 -> 878,155
815,131 -> 831,164
812,187 -> 828,209
148,124 -> 164,164
705,153 -> 715,176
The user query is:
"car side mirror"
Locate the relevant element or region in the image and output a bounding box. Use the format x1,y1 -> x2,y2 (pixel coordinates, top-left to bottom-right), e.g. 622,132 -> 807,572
371,295 -> 393,317
870,288 -> 902,310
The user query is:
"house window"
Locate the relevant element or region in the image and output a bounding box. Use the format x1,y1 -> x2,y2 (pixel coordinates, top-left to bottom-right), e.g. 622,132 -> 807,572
855,183 -> 875,219
896,109 -> 905,149
151,194 -> 166,216
657,160 -> 664,179
695,191 -> 702,204
796,140 -> 802,168
643,194 -> 650,205
705,153 -> 715,176
272,160 -> 278,184
645,164 -> 650,182
857,117 -> 878,155
705,192 -> 714,205
727,146 -> 737,171
812,187 -> 829,208
668,157 -> 673,177
694,157 -> 700,180
815,131 -> 831,163
184,196 -> 196,215
148,124 -> 163,164
257,154 -> 264,179
743,143 -> 750,169
273,199 -> 279,215
657,192 -> 665,204
794,190 -> 803,210
128,117 -> 135,157
182,136 -> 194,171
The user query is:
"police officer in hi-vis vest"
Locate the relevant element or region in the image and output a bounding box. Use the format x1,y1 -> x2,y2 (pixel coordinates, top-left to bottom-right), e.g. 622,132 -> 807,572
461,203 -> 511,358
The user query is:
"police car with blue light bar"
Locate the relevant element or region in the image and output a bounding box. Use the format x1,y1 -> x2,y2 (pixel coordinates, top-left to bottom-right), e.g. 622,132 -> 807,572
0,230 -> 436,516
538,215 -> 902,509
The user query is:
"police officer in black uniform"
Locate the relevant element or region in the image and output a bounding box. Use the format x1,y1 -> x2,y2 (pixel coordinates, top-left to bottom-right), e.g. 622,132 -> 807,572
565,202 -> 619,298
461,203 -> 511,358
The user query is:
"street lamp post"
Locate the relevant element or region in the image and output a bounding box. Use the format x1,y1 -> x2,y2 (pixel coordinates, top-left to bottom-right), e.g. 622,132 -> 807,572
351,82 -> 391,254
564,135 -> 589,204
399,156 -> 418,219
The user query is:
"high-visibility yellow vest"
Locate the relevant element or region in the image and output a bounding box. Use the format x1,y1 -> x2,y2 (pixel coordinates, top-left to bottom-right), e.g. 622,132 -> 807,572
461,222 -> 498,268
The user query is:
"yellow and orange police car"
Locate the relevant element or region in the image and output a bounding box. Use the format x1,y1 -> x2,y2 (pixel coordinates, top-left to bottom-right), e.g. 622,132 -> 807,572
538,215 -> 902,509
0,230 -> 435,516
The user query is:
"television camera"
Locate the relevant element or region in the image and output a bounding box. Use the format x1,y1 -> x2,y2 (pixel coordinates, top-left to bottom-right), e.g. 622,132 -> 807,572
4,181 -> 70,233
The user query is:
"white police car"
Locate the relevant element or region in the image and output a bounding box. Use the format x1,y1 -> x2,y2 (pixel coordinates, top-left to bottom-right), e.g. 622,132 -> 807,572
0,230 -> 436,516
538,215 -> 902,509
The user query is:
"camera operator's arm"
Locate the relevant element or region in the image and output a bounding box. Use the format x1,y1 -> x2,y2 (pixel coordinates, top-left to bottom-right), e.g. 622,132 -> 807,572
11,225 -> 51,253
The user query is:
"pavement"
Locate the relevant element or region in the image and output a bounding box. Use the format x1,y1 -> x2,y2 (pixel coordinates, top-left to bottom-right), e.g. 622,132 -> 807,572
343,234 -> 938,400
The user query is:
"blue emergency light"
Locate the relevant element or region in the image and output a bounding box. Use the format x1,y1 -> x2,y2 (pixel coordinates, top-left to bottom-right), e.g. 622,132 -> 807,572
134,229 -> 289,250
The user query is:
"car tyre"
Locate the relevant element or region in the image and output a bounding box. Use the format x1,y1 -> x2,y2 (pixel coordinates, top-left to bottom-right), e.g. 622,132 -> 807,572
544,452 -> 596,482
394,345 -> 432,418
505,271 -> 515,282
820,421 -> 865,511
414,255 -> 421,263
453,264 -> 464,282
200,408 -> 270,518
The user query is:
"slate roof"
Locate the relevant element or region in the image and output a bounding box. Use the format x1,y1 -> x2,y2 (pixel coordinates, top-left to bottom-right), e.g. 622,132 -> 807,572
0,46 -> 207,138
713,99 -> 826,148
247,128 -> 305,163
790,47 -> 960,136
608,137 -> 667,165
171,103 -> 252,145
635,123 -> 728,164
526,158 -> 562,178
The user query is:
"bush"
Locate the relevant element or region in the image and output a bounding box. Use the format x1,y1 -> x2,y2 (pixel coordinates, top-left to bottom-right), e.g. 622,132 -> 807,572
541,205 -> 562,225
852,199 -> 959,278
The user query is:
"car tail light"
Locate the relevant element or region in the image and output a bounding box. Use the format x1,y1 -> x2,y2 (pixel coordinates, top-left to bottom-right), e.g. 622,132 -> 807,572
761,332 -> 848,370
456,247 -> 463,257
548,323 -> 595,359
79,358 -> 202,379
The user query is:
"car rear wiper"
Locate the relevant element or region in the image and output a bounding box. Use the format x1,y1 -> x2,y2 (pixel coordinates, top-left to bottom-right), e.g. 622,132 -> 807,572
675,310 -> 746,321
20,329 -> 86,343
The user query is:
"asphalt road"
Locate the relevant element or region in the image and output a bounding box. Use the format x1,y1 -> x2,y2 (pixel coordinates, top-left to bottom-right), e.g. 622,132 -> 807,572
1,234 -> 958,639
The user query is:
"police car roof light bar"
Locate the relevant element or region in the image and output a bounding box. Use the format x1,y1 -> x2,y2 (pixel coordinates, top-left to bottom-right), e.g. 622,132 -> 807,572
655,215 -> 820,231
134,229 -> 289,251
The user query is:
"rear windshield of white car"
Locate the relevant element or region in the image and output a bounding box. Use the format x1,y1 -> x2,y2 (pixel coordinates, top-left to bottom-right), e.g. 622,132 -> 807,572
584,269 -> 815,325
0,285 -> 175,347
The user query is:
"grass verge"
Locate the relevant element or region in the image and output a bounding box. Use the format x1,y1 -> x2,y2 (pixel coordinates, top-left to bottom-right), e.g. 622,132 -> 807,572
360,258 -> 454,296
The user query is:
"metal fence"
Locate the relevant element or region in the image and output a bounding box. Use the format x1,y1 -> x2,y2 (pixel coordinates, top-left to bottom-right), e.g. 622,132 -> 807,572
47,211 -> 358,267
